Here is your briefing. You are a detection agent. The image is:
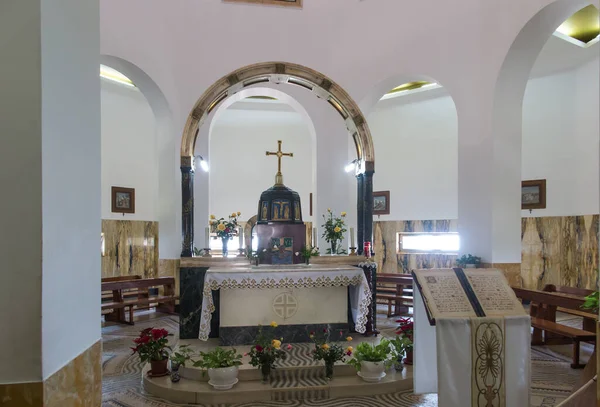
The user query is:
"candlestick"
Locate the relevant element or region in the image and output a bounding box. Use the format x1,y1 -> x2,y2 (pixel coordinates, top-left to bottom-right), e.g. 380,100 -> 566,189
205,227 -> 210,248
350,227 -> 355,247
238,226 -> 243,248
313,227 -> 317,248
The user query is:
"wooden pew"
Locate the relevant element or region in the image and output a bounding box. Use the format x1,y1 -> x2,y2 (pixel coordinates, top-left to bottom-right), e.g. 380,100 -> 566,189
101,275 -> 145,302
101,277 -> 178,325
512,286 -> 596,368
376,274 -> 413,317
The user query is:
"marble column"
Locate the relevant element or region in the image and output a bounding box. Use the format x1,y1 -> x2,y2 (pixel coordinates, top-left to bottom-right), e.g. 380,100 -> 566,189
181,157 -> 195,257
364,162 -> 375,256
356,173 -> 365,255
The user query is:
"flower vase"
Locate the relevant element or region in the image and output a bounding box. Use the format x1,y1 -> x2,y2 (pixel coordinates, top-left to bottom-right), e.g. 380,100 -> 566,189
330,240 -> 338,255
254,257 -> 259,266
394,358 -> 404,371
305,257 -> 310,265
403,349 -> 413,365
324,360 -> 334,380
260,364 -> 271,384
170,362 -> 181,382
221,237 -> 229,257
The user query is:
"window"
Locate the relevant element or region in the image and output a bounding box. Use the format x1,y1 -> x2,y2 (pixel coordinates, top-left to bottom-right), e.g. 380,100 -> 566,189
398,233 -> 459,253
224,0 -> 302,8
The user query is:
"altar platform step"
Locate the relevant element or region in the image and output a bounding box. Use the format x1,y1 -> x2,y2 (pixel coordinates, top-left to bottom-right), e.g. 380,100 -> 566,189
142,364 -> 413,405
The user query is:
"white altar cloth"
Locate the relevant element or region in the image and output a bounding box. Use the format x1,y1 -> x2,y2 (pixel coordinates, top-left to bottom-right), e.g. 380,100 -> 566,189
198,265 -> 371,340
414,288 -> 531,407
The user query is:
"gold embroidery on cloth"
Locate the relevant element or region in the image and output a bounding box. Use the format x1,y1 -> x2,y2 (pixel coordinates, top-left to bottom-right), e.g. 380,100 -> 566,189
471,318 -> 505,407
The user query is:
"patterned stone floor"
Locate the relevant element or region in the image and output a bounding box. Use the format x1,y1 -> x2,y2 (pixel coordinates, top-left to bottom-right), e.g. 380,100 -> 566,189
101,307 -> 592,407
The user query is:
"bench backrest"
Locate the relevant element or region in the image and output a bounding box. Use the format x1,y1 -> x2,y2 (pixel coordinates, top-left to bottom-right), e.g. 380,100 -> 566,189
101,275 -> 142,283
101,277 -> 175,292
512,287 -> 586,311
543,284 -> 594,297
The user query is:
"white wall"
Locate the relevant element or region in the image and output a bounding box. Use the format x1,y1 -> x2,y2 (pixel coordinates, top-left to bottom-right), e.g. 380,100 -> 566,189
522,57 -> 600,217
101,78 -> 158,221
208,107 -> 313,242
40,0 -> 101,379
368,91 -> 458,220
0,0 -> 43,383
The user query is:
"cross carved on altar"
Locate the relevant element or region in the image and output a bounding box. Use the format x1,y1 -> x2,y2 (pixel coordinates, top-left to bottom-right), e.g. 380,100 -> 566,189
266,140 -> 293,185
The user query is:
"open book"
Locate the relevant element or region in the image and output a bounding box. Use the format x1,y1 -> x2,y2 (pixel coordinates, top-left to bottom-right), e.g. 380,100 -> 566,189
411,268 -> 526,325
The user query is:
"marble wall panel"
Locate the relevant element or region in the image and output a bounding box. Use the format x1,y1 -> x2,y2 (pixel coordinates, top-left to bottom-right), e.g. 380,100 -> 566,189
521,215 -> 599,290
101,219 -> 158,279
0,382 -> 43,407
374,220 -> 458,274
43,340 -> 102,406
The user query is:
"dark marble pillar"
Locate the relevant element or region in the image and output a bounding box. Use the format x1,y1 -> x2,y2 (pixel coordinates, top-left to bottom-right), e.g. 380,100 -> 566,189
181,157 -> 194,257
179,266 -> 220,339
356,173 -> 365,255
361,263 -> 379,336
364,162 -> 375,256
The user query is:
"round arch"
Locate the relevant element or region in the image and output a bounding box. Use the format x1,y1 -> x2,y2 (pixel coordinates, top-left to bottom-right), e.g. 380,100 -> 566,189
180,62 -> 376,257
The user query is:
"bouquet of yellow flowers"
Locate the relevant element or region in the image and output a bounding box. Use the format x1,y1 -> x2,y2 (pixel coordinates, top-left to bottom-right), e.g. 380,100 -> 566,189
321,209 -> 347,254
210,212 -> 240,240
247,322 -> 291,383
310,327 -> 353,380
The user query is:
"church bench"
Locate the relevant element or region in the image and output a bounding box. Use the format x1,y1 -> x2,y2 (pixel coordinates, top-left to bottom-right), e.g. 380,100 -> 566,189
529,317 -> 595,368
101,275 -> 147,302
512,286 -> 597,368
376,274 -> 413,317
101,277 -> 178,325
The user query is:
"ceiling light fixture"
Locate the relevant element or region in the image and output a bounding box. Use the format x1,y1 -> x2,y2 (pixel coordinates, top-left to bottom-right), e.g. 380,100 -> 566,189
195,155 -> 209,172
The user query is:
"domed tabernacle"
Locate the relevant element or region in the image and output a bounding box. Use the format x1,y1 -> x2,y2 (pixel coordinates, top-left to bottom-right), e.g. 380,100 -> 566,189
257,184 -> 303,224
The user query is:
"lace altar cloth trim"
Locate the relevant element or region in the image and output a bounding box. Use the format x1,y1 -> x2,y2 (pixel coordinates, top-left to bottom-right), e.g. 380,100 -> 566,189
198,269 -> 371,340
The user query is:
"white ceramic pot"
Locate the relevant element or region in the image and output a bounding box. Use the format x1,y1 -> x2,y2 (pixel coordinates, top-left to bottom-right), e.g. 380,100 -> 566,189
358,361 -> 386,382
207,366 -> 239,390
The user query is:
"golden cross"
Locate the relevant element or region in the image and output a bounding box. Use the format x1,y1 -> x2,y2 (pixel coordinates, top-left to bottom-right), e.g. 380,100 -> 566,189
266,140 -> 293,180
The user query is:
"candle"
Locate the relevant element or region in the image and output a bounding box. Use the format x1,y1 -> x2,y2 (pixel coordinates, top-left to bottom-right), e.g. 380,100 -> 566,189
350,227 -> 355,247
313,227 -> 317,248
239,226 -> 243,248
205,227 -> 210,248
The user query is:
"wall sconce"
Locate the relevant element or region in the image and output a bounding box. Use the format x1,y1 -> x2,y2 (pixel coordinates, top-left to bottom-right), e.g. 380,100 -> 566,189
344,159 -> 359,173
195,155 -> 209,172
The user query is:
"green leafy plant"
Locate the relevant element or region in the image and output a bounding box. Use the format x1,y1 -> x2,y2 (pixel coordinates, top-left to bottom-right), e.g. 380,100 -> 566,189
582,291 -> 599,312
131,328 -> 172,363
170,344 -> 196,367
193,347 -> 242,373
346,339 -> 393,371
193,247 -> 204,257
389,336 -> 411,360
456,254 -> 481,267
296,245 -> 320,261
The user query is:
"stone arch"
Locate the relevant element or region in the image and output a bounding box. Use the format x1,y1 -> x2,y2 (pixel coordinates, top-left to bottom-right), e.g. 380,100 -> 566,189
180,62 -> 376,257
244,215 -> 258,250
181,61 -> 374,166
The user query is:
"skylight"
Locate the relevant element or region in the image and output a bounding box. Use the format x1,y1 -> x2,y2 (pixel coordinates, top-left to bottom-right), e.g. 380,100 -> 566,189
100,65 -> 135,87
553,5 -> 599,48
380,81 -> 440,101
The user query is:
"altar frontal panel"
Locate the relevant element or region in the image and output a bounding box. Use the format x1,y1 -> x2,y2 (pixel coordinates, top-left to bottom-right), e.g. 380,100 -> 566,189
219,286 -> 347,327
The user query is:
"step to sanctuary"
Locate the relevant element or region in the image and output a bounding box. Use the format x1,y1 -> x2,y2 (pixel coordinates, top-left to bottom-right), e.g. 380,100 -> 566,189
142,363 -> 413,405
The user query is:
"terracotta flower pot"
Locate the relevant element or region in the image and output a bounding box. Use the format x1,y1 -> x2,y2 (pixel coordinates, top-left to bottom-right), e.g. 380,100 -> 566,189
150,359 -> 168,376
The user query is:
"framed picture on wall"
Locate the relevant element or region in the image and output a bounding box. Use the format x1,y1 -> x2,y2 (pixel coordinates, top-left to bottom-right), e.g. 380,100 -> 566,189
521,180 -> 546,210
373,191 -> 390,215
111,186 -> 135,214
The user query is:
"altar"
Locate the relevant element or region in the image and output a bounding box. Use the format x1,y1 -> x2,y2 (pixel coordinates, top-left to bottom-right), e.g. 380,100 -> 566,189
195,264 -> 371,345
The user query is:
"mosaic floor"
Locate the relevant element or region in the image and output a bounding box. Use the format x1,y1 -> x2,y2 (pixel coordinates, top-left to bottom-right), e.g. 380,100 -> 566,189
101,308 -> 592,407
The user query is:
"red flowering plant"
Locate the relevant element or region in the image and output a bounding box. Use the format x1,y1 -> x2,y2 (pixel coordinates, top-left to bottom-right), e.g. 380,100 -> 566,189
396,318 -> 414,351
131,328 -> 172,363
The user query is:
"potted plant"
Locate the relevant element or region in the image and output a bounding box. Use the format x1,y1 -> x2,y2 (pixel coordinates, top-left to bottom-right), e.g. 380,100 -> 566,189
582,291 -> 599,313
389,335 -> 410,371
456,254 -> 481,268
210,212 -> 241,257
169,344 -> 195,382
295,245 -> 320,265
247,322 -> 291,383
396,317 -> 414,365
193,347 -> 243,390
321,209 -> 347,255
131,328 -> 171,376
309,328 -> 353,380
346,339 -> 393,382
247,248 -> 267,266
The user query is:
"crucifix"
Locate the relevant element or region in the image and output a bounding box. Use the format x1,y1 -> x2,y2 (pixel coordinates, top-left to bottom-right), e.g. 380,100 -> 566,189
266,140 -> 293,185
